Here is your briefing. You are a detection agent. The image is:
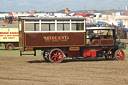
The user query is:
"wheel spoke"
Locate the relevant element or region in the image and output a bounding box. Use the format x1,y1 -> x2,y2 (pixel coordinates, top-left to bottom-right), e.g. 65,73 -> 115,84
117,53 -> 120,56
51,55 -> 56,60
121,52 -> 123,55
55,51 -> 59,55
117,51 -> 120,55
53,57 -> 57,61
57,53 -> 61,57
117,55 -> 120,58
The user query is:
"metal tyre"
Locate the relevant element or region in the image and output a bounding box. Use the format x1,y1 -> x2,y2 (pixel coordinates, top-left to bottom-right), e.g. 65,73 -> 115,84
49,48 -> 64,63
114,49 -> 125,60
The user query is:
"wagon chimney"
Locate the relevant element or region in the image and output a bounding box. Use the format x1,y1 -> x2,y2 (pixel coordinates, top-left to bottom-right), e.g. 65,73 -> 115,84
65,7 -> 70,15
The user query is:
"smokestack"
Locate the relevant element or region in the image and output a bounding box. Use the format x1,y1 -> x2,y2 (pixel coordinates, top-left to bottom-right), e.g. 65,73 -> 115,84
65,7 -> 70,15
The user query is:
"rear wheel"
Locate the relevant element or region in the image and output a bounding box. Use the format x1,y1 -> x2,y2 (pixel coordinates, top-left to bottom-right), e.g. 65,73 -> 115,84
6,43 -> 14,50
114,49 -> 125,60
49,48 -> 64,63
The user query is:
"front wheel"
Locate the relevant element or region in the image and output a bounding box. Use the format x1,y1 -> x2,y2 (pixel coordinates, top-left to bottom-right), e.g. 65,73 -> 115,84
114,49 -> 125,60
49,48 -> 64,63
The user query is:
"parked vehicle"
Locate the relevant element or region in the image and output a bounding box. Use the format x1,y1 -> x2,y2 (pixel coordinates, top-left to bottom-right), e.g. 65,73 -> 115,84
19,17 -> 125,63
0,27 -> 19,50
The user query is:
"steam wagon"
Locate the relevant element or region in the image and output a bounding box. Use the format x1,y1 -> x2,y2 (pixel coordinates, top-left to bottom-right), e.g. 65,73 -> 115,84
19,17 -> 125,63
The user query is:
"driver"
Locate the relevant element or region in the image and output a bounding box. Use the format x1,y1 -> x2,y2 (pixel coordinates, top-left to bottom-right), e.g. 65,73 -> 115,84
105,31 -> 111,38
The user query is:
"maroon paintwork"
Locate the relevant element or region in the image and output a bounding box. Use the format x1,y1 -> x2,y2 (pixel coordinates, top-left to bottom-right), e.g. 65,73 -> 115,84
25,32 -> 85,47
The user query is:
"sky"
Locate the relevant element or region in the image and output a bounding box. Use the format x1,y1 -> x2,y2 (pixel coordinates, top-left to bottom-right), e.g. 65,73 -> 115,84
0,0 -> 128,12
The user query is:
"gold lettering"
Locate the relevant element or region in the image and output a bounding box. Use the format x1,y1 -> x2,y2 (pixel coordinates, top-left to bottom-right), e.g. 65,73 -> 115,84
43,36 -> 69,41
43,36 -> 49,40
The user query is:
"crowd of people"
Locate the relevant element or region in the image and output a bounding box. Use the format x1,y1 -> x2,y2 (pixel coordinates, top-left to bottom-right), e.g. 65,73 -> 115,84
3,16 -> 14,24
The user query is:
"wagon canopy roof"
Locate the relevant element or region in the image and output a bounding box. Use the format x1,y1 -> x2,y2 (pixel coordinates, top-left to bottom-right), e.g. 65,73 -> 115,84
86,27 -> 115,30
19,17 -> 86,21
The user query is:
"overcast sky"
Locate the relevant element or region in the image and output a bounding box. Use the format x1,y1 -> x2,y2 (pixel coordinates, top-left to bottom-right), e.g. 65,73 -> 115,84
0,0 -> 128,12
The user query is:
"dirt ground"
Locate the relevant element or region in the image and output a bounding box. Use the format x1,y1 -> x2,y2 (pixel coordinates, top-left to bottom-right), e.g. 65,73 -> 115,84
0,48 -> 128,85
0,20 -> 128,85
